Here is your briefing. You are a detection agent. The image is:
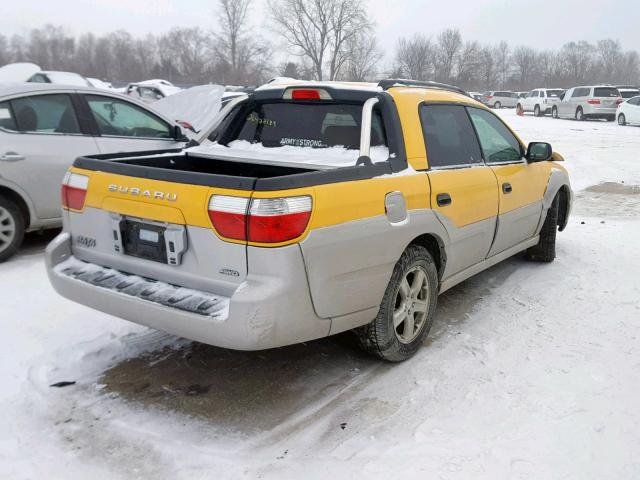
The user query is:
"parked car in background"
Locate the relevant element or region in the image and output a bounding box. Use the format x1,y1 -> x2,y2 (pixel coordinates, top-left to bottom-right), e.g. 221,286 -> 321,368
616,86 -> 640,99
468,91 -> 483,101
0,83 -> 229,261
517,88 -> 564,116
124,81 -> 182,103
87,78 -> 114,90
27,71 -> 92,87
616,95 -> 640,126
552,86 -> 622,121
480,91 -> 519,108
516,92 -> 527,99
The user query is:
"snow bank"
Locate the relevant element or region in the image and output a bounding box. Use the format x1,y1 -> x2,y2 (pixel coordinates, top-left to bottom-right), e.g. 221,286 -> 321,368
191,140 -> 390,167
153,84 -> 225,133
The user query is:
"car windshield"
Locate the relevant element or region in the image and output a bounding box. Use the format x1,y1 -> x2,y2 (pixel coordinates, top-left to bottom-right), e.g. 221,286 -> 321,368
594,87 -> 620,97
227,102 -> 387,150
547,90 -> 563,97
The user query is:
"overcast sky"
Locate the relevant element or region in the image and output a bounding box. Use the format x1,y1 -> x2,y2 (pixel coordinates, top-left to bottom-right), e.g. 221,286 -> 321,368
2,0 -> 639,61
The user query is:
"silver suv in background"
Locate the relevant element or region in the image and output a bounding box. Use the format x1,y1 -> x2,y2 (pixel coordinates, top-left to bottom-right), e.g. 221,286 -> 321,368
552,86 -> 622,121
517,88 -> 564,116
480,91 -> 519,109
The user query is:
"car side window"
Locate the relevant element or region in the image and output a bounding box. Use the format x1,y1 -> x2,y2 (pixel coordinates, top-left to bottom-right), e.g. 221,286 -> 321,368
85,95 -> 172,139
9,94 -> 81,134
467,107 -> 522,164
420,104 -> 482,168
28,73 -> 50,83
0,101 -> 17,131
630,97 -> 640,106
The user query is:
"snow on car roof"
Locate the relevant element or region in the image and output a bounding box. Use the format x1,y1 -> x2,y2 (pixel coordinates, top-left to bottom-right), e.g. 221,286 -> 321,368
257,78 -> 381,93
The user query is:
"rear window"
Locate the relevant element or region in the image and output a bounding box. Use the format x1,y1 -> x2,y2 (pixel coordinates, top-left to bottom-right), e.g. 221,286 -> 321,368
229,102 -> 387,149
619,89 -> 640,99
594,87 -> 620,98
547,90 -> 563,97
0,101 -> 17,131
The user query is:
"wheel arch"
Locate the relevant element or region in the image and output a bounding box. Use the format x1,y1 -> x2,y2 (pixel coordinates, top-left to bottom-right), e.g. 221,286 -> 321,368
0,185 -> 31,228
407,233 -> 447,280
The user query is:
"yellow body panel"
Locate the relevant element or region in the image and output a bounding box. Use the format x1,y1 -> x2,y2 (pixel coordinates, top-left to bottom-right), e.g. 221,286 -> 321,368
427,166 -> 499,227
490,162 -> 552,214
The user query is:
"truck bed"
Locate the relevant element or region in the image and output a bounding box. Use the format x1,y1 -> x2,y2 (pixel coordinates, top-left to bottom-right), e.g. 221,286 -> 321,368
73,149 -> 393,192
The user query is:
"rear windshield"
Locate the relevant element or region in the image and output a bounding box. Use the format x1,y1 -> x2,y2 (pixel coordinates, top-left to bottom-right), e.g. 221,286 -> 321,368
594,87 -> 620,98
620,89 -> 640,99
227,102 -> 387,149
547,90 -> 563,97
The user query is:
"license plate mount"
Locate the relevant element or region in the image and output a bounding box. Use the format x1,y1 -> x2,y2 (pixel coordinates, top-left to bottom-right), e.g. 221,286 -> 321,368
120,220 -> 168,264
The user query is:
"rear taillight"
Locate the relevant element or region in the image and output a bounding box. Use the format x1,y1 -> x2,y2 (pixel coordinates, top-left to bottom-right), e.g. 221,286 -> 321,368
616,98 -> 624,105
587,99 -> 601,105
208,195 -> 249,241
208,195 -> 312,244
248,197 -> 312,243
61,172 -> 89,211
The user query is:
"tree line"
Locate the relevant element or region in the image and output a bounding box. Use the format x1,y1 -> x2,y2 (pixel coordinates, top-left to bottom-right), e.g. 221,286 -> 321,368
0,0 -> 638,91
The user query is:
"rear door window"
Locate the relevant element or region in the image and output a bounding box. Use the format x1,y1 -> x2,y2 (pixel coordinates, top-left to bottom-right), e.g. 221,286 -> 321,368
231,102 -> 387,149
467,107 -> 522,164
0,101 -> 17,131
594,87 -> 620,97
10,94 -> 81,134
419,104 -> 482,168
85,95 -> 172,139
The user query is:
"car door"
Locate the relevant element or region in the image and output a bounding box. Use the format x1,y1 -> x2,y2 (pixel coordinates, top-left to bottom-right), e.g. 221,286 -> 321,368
81,94 -> 182,154
421,104 -> 499,277
523,91 -> 535,111
467,107 -> 549,256
0,93 -> 100,221
628,97 -> 640,123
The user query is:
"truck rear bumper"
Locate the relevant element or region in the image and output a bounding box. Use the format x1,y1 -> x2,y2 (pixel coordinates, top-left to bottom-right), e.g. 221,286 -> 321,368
46,232 -> 331,350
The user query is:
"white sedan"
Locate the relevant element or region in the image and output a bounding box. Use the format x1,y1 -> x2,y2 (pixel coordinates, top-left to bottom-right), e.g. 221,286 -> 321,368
617,96 -> 640,126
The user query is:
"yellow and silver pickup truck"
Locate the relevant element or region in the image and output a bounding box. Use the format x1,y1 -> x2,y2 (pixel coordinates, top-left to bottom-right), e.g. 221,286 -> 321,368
46,79 -> 572,361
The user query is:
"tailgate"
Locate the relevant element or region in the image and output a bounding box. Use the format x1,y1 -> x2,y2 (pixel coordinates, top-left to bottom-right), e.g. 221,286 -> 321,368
64,167 -> 249,297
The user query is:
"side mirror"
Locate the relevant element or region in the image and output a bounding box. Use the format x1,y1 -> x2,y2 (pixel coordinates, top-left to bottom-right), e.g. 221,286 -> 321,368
526,142 -> 553,162
171,125 -> 189,142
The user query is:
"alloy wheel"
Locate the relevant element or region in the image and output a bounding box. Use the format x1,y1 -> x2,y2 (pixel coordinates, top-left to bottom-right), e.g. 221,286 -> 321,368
0,206 -> 16,253
393,266 -> 430,344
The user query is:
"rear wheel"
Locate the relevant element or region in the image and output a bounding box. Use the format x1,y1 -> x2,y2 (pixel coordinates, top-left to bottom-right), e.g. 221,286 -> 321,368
618,113 -> 627,126
552,107 -> 559,119
526,194 -> 558,263
354,245 -> 438,362
534,105 -> 541,117
493,101 -> 502,109
575,107 -> 584,121
0,196 -> 25,263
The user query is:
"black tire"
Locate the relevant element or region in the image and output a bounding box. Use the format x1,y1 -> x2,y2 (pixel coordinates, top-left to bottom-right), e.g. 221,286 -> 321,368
575,107 -> 584,121
618,114 -> 626,126
354,245 -> 438,362
526,195 -> 558,263
552,107 -> 559,119
534,105 -> 541,117
493,101 -> 502,109
0,196 -> 25,263
606,115 -> 615,122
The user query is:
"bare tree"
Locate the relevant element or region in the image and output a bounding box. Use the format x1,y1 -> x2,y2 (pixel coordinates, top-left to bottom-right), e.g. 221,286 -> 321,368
395,34 -> 433,80
560,41 -> 594,85
512,46 -> 536,89
456,40 -> 481,87
435,28 -> 462,83
268,0 -> 372,80
495,41 -> 510,88
342,31 -> 382,81
596,39 -> 622,82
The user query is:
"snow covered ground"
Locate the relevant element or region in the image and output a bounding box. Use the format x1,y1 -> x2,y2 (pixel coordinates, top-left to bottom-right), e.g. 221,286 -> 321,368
1,109 -> 639,479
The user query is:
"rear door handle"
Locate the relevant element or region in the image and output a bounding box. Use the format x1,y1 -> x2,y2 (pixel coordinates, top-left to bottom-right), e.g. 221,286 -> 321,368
502,182 -> 513,194
436,193 -> 452,206
0,152 -> 25,162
